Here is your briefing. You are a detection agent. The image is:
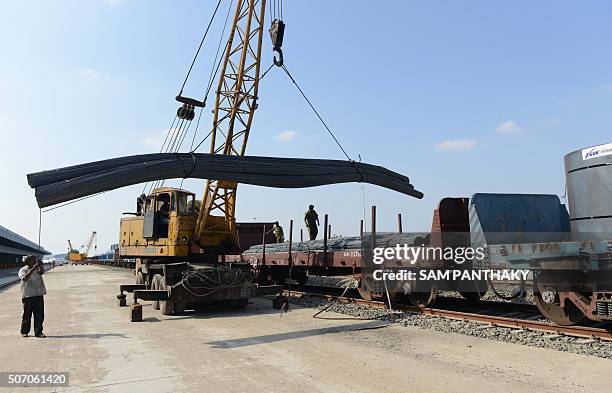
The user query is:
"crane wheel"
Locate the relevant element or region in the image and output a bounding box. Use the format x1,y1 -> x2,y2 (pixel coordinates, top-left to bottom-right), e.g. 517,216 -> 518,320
151,274 -> 162,310
159,276 -> 174,315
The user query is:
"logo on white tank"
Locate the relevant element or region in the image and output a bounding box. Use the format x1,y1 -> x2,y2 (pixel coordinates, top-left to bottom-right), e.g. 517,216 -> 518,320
582,142 -> 612,160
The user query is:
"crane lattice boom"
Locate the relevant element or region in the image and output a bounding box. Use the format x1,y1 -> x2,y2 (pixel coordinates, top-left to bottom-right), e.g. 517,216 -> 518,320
194,0 -> 267,249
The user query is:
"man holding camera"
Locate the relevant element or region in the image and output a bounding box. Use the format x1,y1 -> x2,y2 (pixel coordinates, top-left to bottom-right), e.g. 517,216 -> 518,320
18,255 -> 46,338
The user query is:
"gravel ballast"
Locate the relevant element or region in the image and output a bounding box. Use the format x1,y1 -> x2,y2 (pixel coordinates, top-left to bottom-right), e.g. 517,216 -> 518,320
289,295 -> 612,359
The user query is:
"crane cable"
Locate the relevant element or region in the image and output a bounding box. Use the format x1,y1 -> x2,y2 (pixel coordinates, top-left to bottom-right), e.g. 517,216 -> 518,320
280,62 -> 368,224
39,0 -> 233,209
144,0 -> 226,193
280,64 -> 356,170
178,0 -> 224,96
178,0 -> 237,188
181,0 -> 237,159
270,0 -> 283,21
189,61 -> 275,153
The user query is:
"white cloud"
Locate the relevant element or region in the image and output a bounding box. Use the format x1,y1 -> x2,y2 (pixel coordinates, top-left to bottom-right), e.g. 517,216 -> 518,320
275,130 -> 298,142
495,120 -> 525,134
435,139 -> 477,152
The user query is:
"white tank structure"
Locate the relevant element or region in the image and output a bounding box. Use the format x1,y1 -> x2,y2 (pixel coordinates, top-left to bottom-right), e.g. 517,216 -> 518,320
564,141 -> 612,238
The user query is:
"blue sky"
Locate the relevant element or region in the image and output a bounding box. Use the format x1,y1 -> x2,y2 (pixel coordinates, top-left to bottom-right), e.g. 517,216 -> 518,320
0,0 -> 610,254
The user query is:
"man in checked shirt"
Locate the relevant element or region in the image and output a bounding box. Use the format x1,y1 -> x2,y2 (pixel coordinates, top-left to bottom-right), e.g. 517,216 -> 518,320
18,255 -> 47,338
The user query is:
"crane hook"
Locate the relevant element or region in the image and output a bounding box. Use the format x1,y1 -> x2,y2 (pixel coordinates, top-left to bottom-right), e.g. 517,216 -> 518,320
273,47 -> 284,67
269,19 -> 285,67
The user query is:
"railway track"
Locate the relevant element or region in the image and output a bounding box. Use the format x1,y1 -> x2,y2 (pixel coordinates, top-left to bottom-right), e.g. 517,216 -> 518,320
285,289 -> 612,342
88,264 -> 612,341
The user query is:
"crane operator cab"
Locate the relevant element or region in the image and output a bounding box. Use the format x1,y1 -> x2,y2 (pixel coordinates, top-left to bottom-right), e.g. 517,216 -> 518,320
142,188 -> 196,239
120,187 -> 198,258
143,192 -> 170,238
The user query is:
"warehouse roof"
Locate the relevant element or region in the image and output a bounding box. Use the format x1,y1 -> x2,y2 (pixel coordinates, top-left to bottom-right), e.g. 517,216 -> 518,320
0,224 -> 50,256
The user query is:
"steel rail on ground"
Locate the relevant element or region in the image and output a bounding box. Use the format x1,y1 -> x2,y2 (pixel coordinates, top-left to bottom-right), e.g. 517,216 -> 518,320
285,290 -> 612,341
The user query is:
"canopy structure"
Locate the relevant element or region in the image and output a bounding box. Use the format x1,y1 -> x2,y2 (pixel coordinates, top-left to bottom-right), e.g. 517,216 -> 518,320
27,153 -> 424,208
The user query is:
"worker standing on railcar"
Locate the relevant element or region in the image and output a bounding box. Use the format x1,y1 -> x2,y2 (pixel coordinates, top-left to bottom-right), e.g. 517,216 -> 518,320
304,205 -> 320,240
268,221 -> 285,243
18,255 -> 47,338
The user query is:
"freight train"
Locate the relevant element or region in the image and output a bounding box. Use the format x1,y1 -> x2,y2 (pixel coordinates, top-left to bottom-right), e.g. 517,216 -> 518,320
232,142 -> 612,326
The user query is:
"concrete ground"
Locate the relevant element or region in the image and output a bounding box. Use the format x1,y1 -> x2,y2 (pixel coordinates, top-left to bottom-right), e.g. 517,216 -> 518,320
0,265 -> 610,393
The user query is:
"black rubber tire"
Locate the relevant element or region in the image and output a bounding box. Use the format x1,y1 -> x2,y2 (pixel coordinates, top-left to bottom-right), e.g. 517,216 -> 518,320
159,277 -> 174,315
151,274 -> 162,310
174,301 -> 185,314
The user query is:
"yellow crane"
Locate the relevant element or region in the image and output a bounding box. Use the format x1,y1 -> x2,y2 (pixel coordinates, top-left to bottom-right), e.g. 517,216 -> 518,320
67,232 -> 97,264
118,0 -> 277,315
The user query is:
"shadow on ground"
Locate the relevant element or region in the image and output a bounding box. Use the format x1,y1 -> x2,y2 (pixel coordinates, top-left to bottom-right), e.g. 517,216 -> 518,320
206,321 -> 390,348
158,300 -> 286,321
45,333 -> 130,339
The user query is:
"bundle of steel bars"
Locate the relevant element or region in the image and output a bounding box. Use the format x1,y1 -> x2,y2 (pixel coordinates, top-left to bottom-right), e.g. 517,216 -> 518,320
27,153 -> 423,208
243,233 -> 429,254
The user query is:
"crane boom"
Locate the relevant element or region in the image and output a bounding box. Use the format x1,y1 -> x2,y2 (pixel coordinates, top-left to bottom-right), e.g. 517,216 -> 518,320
82,231 -> 97,258
194,0 -> 267,250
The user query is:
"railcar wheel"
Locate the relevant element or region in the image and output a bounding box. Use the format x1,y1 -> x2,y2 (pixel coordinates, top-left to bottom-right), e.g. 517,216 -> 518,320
534,293 -> 585,326
406,283 -> 437,308
533,272 -> 585,326
358,286 -> 404,303
534,292 -> 585,326
358,287 -> 373,301
357,287 -> 388,301
291,269 -> 308,286
459,279 -> 488,303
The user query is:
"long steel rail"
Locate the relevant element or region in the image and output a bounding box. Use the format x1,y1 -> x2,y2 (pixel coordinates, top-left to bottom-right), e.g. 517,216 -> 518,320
285,290 -> 612,341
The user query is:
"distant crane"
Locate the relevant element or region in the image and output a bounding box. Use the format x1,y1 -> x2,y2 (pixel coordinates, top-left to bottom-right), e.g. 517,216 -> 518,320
67,232 -> 97,264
